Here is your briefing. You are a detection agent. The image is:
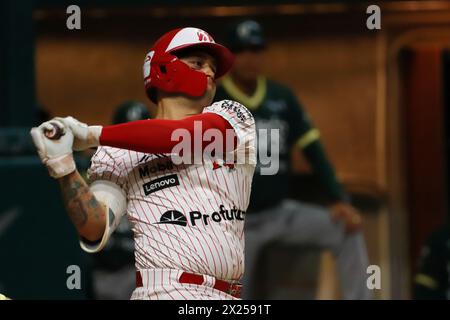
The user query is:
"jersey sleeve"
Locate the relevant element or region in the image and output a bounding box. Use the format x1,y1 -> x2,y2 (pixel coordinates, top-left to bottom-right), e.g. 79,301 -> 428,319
87,146 -> 129,191
285,90 -> 319,149
203,100 -> 256,166
80,146 -> 129,253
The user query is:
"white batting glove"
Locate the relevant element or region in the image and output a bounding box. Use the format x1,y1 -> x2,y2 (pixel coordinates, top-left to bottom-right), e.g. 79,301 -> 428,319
54,116 -> 103,151
30,119 -> 76,179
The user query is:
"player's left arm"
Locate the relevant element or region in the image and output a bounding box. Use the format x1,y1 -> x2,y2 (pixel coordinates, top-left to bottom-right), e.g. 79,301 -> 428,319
54,113 -> 236,156
54,102 -> 255,161
287,91 -> 361,233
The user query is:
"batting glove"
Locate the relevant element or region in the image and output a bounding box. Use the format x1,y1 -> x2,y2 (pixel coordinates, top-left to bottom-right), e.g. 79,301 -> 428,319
30,119 -> 76,179
54,116 -> 102,151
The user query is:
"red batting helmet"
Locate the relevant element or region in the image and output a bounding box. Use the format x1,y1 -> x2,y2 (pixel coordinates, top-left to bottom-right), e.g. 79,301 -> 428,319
143,27 -> 234,102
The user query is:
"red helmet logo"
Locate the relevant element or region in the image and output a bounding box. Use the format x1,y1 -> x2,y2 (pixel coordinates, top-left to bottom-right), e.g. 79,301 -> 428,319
196,31 -> 214,42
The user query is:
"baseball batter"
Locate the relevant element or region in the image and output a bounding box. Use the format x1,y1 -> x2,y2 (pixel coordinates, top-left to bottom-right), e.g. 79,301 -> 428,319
30,27 -> 256,300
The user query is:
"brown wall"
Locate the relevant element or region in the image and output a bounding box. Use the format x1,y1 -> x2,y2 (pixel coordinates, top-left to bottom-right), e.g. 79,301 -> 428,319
267,36 -> 378,184
36,37 -> 151,125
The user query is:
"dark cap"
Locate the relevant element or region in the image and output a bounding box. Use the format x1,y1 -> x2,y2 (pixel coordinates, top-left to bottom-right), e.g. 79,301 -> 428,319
227,20 -> 266,52
112,101 -> 151,124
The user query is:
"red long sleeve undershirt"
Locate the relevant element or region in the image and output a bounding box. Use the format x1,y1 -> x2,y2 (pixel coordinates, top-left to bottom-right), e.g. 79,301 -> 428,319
99,113 -> 236,154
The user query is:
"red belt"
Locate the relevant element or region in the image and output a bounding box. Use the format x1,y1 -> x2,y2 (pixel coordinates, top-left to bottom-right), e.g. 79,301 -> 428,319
136,271 -> 242,298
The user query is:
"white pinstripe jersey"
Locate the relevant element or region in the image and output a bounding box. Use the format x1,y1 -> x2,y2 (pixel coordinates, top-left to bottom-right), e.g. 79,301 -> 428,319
85,100 -> 256,281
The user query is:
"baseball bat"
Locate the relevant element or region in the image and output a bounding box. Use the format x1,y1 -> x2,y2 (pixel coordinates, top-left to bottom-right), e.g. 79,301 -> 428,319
43,123 -> 64,140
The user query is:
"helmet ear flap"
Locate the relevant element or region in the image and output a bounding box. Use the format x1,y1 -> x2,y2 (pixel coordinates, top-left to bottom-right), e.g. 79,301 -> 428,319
159,65 -> 167,74
147,55 -> 207,99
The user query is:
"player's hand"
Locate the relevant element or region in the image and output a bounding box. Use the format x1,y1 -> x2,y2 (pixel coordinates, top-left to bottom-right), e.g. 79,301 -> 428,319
328,201 -> 362,234
30,119 -> 76,179
54,116 -> 102,151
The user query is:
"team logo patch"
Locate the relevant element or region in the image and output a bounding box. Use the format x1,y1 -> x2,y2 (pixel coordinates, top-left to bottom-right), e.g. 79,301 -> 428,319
156,210 -> 188,227
138,158 -> 174,179
219,100 -> 251,122
153,205 -> 245,227
142,174 -> 180,195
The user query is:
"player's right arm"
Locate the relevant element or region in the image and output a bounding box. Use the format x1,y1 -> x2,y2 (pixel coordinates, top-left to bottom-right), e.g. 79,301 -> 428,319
58,168 -> 127,252
58,170 -> 106,243
30,119 -> 127,252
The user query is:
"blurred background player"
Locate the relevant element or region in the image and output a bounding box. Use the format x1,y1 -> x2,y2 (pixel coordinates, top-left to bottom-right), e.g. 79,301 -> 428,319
214,20 -> 371,299
91,100 -> 150,300
413,220 -> 450,300
111,101 -> 151,126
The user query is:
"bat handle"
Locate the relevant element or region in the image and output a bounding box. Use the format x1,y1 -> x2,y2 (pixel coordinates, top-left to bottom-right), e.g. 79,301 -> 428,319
44,123 -> 64,140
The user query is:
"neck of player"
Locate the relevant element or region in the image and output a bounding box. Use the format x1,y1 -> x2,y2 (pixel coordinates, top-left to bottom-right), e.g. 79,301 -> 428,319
155,92 -> 213,120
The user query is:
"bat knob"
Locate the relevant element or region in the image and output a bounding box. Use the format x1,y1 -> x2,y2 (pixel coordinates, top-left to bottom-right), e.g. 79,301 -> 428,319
44,123 -> 64,140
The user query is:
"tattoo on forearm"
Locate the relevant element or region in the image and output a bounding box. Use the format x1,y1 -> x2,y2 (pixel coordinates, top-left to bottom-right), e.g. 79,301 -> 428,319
71,198 -> 88,227
60,172 -> 105,230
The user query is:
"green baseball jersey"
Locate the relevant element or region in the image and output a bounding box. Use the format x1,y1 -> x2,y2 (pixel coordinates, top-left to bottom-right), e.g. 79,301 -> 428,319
215,76 -> 319,211
414,223 -> 450,300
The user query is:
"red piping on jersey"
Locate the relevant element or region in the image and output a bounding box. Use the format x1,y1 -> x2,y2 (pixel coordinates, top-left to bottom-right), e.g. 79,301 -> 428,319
99,112 -> 237,154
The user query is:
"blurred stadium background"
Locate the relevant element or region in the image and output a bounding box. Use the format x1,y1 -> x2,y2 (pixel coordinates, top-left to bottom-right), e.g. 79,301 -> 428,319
1,0 -> 450,300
